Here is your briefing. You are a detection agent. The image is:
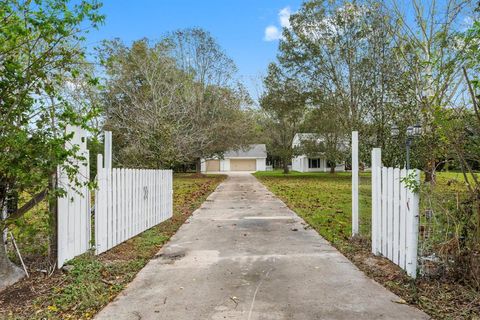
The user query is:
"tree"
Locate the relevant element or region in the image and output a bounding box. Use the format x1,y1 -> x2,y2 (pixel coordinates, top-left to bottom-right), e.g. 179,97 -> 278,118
277,0 -> 410,168
301,96 -> 349,173
387,0 -> 473,182
100,31 -> 255,171
279,1 -> 392,132
164,28 -> 256,171
260,63 -> 307,173
0,0 -> 103,288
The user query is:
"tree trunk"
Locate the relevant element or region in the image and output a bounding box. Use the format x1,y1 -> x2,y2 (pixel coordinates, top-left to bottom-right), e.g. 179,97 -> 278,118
330,165 -> 336,174
424,160 -> 436,184
195,158 -> 202,174
283,159 -> 289,174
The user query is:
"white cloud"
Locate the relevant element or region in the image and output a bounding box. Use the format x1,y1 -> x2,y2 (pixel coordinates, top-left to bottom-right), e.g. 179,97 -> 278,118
264,6 -> 292,42
279,7 -> 291,29
264,25 -> 282,41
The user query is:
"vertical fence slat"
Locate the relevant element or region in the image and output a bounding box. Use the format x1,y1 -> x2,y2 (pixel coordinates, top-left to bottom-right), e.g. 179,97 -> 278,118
154,170 -> 159,225
113,168 -> 118,247
168,170 -> 173,218
107,167 -> 112,250
387,167 -> 394,260
399,168 -> 407,269
127,169 -> 132,239
381,167 -> 387,255
393,168 -> 400,265
405,169 -> 420,278
136,169 -> 140,236
374,166 -> 381,253
141,170 -> 146,231
149,170 -> 153,228
162,170 -> 166,221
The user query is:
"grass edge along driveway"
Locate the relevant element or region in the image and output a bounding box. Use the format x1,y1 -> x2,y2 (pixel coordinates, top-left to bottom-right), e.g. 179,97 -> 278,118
0,173 -> 226,320
254,170 -> 480,320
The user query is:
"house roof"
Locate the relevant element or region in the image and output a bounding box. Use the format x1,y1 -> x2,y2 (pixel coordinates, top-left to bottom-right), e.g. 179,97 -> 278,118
224,144 -> 267,158
293,133 -> 349,151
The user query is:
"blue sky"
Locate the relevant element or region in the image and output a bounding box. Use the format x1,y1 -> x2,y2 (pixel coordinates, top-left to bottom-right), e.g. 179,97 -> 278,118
86,0 -> 304,99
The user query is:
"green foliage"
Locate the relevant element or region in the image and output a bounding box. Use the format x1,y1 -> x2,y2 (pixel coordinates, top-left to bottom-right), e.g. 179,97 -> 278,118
0,0 -> 104,280
259,63 -> 307,173
401,171 -> 421,193
0,0 -> 104,218
99,30 -> 256,169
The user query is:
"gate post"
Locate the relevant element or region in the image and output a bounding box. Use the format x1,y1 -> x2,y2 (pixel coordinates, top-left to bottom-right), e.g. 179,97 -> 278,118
371,148 -> 381,254
352,131 -> 359,236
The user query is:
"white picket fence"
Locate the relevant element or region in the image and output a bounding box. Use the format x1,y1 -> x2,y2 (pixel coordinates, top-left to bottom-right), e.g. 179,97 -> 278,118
94,154 -> 173,255
371,148 -> 420,278
57,126 -> 91,268
57,129 -> 173,266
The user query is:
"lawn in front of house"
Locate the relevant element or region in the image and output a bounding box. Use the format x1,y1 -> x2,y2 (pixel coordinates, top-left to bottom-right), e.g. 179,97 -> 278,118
254,171 -> 372,251
0,173 -> 226,320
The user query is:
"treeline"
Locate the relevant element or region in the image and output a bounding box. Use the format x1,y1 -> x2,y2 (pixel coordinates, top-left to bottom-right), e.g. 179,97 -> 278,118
259,0 -> 480,181
99,31 -> 258,170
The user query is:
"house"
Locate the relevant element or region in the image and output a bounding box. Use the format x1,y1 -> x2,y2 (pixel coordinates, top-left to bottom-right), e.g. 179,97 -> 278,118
291,133 -> 346,173
201,144 -> 267,172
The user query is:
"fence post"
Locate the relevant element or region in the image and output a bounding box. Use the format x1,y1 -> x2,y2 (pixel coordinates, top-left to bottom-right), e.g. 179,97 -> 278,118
406,169 -> 420,278
104,131 -> 112,169
352,131 -> 359,236
371,148 -> 381,254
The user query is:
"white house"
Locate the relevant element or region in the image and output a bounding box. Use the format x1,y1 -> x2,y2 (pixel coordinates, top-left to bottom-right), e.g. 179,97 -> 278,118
201,144 -> 267,172
291,133 -> 346,173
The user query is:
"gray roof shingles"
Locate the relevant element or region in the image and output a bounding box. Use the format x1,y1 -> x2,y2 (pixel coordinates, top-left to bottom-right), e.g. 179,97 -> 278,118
224,144 -> 267,158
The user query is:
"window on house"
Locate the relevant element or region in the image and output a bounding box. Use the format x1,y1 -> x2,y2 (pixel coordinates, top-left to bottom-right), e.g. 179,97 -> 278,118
308,158 -> 321,168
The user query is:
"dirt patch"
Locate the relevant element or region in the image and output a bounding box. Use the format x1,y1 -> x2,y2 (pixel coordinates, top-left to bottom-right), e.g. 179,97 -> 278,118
343,237 -> 480,319
0,270 -> 64,313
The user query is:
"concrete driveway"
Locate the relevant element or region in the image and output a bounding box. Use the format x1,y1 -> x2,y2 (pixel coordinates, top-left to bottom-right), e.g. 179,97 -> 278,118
95,173 -> 429,320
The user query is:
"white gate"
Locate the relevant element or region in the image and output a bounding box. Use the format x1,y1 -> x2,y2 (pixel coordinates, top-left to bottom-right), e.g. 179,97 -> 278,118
57,125 -> 91,268
94,154 -> 173,255
371,148 -> 420,278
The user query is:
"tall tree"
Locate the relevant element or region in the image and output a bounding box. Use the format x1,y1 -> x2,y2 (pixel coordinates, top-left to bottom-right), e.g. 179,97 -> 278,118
260,63 -> 307,173
277,0 -> 408,167
0,0 -> 103,288
388,0 -> 473,181
301,95 -> 349,173
100,32 -> 255,170
279,1 -> 392,132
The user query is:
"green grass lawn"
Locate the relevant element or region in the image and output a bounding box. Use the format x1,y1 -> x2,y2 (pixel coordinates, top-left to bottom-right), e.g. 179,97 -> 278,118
0,173 -> 226,320
255,171 -> 372,251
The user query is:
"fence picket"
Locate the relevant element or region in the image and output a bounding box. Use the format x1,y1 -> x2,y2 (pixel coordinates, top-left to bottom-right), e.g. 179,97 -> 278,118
405,169 -> 420,278
387,167 -> 394,260
381,167 -> 387,254
393,168 -> 400,265
399,168 -> 407,269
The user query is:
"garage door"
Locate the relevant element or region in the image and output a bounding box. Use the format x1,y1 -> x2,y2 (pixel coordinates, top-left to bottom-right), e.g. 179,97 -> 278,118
230,159 -> 256,171
206,160 -> 220,172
